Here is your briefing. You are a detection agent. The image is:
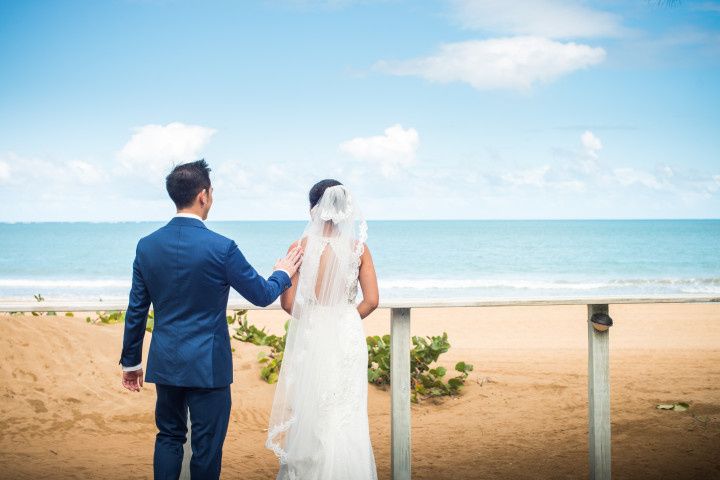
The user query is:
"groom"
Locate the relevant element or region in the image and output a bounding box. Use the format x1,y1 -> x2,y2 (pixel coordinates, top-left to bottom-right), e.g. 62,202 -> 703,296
119,159 -> 302,479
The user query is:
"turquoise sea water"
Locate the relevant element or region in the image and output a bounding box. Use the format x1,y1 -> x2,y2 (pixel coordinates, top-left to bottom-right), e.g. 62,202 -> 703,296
0,220 -> 718,301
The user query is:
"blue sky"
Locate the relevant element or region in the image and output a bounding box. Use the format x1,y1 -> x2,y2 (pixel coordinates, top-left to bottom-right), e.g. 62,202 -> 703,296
0,0 -> 719,221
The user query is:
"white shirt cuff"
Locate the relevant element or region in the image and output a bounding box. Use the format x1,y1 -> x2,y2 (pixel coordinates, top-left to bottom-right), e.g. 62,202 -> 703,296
276,269 -> 291,278
122,363 -> 143,372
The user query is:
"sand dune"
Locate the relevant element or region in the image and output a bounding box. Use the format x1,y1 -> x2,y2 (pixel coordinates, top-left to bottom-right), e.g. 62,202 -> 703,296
1,304 -> 719,479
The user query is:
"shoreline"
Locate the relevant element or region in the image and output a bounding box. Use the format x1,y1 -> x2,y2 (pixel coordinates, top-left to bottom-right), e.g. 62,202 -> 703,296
2,278 -> 720,303
1,293 -> 718,309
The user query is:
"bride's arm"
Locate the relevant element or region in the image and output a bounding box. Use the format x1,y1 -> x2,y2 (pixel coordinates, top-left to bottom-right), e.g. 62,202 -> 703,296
357,245 -> 379,319
280,240 -> 303,314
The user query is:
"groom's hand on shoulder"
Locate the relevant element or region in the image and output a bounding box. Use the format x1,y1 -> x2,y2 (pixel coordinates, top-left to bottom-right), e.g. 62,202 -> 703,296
122,369 -> 144,392
274,245 -> 304,278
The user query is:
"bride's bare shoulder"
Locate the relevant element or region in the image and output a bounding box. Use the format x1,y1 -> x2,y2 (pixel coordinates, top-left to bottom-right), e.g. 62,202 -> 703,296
287,236 -> 309,252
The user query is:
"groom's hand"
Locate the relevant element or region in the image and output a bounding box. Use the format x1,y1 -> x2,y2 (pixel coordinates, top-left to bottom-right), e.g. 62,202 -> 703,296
274,246 -> 304,278
122,369 -> 144,392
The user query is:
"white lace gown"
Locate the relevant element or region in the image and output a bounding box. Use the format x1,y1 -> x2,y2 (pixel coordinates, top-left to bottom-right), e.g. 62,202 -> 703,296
274,304 -> 376,480
266,192 -> 377,480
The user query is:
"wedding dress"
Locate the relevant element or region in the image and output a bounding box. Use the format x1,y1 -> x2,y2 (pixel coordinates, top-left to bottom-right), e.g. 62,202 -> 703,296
266,185 -> 378,480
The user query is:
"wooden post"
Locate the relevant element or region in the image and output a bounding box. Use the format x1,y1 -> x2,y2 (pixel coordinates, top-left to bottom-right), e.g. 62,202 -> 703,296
391,307 -> 412,480
180,411 -> 191,480
588,304 -> 611,480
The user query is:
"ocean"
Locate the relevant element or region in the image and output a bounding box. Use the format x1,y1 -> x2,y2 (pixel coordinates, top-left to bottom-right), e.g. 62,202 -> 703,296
0,220 -> 718,302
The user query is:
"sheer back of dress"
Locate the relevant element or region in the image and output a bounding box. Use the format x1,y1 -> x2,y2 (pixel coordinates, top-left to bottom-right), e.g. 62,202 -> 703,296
297,234 -> 360,306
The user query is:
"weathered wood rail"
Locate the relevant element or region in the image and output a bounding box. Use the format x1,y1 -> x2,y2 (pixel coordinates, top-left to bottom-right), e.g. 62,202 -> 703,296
2,294 -> 718,480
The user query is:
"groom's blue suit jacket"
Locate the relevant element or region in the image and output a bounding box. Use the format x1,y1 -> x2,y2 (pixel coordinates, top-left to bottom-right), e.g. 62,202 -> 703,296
119,216 -> 291,388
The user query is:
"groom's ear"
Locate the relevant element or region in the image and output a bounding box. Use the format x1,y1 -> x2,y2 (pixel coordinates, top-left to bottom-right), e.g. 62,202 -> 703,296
199,187 -> 212,207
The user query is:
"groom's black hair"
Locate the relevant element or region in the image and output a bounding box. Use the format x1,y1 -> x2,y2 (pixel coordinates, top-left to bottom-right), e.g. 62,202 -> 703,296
309,179 -> 342,208
166,159 -> 212,209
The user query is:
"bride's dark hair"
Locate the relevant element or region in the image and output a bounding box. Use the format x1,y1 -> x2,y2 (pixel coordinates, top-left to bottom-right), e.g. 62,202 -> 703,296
309,179 -> 342,208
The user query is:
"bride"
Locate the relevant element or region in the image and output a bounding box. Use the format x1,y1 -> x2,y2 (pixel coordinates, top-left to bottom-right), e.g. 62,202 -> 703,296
266,179 -> 379,480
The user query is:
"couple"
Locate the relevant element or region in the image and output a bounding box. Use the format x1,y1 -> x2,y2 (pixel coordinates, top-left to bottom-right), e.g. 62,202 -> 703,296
119,160 -> 379,480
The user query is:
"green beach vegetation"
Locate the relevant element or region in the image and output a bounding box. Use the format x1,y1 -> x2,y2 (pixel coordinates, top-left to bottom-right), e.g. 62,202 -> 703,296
228,309 -> 474,402
229,310 -> 286,384
367,332 -> 474,403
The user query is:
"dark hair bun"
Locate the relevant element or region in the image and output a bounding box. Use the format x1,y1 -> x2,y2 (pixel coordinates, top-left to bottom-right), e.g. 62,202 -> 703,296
309,179 -> 343,208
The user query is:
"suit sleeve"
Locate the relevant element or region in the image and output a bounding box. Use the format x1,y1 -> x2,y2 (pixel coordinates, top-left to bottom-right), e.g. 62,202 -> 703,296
119,246 -> 152,368
225,241 -> 291,307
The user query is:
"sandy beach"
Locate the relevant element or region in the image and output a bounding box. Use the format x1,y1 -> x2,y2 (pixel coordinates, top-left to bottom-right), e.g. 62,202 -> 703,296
1,303 -> 718,480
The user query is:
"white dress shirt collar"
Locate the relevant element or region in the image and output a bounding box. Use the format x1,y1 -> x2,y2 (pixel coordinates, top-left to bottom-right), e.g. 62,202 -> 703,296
175,212 -> 204,223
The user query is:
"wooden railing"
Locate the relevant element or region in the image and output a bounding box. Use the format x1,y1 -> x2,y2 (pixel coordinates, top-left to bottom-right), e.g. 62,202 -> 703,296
2,294 -> 718,480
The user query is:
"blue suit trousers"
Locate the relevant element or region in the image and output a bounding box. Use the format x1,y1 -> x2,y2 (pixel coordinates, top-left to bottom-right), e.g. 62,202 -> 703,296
153,384 -> 231,480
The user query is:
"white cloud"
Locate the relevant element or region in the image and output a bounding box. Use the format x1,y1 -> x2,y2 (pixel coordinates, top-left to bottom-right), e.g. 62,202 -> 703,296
449,0 -> 624,39
117,122 -> 216,178
215,161 -> 252,189
499,164 -> 587,192
268,164 -> 286,178
212,160 -> 317,205
376,37 -> 606,91
339,124 -> 419,176
709,174 -> 720,193
581,130 -> 602,158
501,165 -> 550,187
0,160 -> 10,183
489,132 -> 711,198
68,160 -> 106,185
0,152 -> 109,187
612,167 -> 667,191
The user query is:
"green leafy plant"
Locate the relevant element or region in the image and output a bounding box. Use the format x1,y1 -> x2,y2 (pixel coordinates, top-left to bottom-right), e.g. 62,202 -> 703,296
27,293 -> 55,316
84,310 -> 154,329
31,293 -> 44,316
227,310 -> 245,326
231,313 -> 474,401
367,332 -> 474,402
96,310 -> 125,324
231,310 -> 287,384
366,335 -> 392,385
145,311 -> 155,332
86,310 -> 124,325
657,402 -> 690,412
